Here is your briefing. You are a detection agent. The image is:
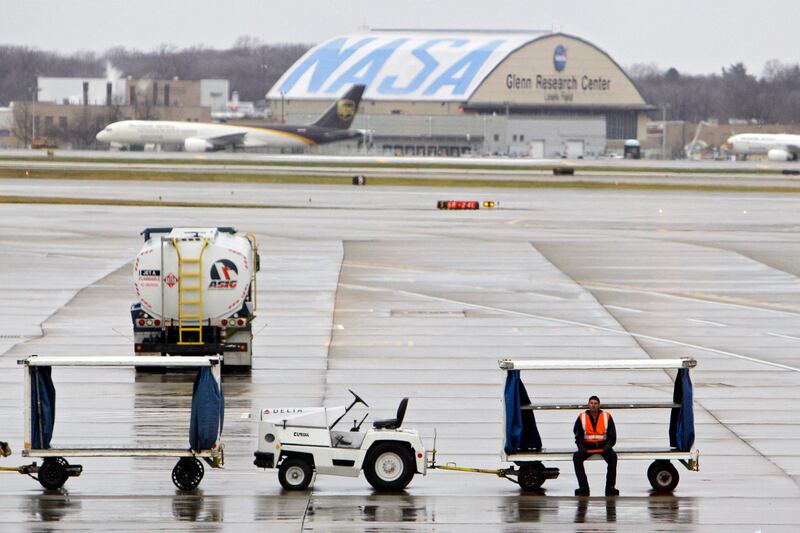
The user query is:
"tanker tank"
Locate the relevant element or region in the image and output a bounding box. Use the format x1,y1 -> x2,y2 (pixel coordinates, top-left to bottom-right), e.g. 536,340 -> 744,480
131,227 -> 259,368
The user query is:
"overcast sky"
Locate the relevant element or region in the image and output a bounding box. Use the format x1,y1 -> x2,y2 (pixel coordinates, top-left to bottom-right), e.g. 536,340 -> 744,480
2,0 -> 795,76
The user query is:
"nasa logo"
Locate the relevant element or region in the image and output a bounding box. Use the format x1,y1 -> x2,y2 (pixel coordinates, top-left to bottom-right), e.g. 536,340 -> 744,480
553,45 -> 567,72
277,36 -> 507,99
337,99 -> 355,121
209,259 -> 238,289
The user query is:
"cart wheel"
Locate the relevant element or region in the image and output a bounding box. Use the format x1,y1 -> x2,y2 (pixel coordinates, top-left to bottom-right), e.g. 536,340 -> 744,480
38,457 -> 69,490
517,462 -> 546,491
364,442 -> 415,492
172,457 -> 205,491
278,457 -> 313,491
647,460 -> 680,492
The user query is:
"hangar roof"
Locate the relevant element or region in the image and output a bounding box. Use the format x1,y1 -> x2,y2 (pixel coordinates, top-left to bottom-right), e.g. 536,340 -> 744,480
268,31 -> 648,110
268,30 -> 549,102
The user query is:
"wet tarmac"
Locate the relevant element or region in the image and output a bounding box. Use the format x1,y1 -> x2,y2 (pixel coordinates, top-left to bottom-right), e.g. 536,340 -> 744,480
1,179 -> 799,531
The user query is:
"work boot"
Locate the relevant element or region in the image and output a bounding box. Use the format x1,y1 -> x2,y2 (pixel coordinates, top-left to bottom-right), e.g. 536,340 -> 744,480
575,488 -> 590,496
605,487 -> 620,496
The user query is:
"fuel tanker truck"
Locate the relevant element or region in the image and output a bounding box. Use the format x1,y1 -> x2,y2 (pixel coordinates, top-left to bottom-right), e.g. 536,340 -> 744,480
131,227 -> 259,368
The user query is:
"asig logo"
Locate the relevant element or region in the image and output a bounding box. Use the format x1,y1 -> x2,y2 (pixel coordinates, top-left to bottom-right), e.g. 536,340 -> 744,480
553,45 -> 567,72
209,259 -> 238,289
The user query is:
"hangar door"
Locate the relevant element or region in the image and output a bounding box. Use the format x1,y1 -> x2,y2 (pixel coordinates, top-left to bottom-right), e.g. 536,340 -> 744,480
507,117 -> 605,158
529,140 -> 545,159
565,140 -> 585,159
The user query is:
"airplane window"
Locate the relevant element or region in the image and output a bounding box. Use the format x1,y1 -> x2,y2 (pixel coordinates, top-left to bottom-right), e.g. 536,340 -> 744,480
106,128 -> 112,132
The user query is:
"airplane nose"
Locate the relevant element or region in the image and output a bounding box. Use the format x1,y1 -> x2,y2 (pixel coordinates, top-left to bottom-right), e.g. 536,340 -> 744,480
96,131 -> 108,142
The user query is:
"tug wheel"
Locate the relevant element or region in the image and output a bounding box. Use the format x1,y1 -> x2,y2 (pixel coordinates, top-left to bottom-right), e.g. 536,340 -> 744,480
38,457 -> 69,490
278,457 -> 313,491
172,457 -> 205,491
364,442 -> 415,492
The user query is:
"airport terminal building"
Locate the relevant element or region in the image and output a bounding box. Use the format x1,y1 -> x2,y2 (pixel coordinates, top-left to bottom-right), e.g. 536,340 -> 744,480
268,30 -> 654,157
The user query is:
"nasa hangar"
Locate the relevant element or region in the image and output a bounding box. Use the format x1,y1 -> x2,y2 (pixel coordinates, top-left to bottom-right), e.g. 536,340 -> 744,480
267,30 -> 655,158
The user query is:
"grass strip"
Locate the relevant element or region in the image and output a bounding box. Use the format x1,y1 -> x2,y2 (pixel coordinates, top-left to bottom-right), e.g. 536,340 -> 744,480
0,195 -> 296,209
1,167 -> 799,195
0,154 -> 784,175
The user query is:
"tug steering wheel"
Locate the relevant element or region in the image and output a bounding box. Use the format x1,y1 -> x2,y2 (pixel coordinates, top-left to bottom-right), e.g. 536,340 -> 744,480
330,390 -> 370,430
348,389 -> 369,408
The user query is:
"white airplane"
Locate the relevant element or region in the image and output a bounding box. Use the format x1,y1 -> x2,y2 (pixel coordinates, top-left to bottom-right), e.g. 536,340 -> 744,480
96,85 -> 364,152
726,133 -> 800,161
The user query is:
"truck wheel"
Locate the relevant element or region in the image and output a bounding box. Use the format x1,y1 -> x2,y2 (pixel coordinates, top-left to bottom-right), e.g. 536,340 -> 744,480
517,462 -> 546,491
38,457 -> 69,490
278,457 -> 313,491
364,442 -> 415,492
172,457 -> 205,491
647,460 -> 680,492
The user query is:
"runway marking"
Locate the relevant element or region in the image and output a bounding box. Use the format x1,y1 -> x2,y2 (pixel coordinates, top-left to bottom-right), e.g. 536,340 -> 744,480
688,318 -> 728,327
339,282 -> 800,373
767,332 -> 800,342
584,282 -> 800,317
605,305 -> 644,314
343,260 -> 566,301
344,259 -> 465,274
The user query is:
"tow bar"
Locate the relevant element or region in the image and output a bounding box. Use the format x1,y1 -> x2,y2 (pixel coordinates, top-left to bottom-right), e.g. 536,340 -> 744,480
426,432 -> 560,488
0,442 -> 84,481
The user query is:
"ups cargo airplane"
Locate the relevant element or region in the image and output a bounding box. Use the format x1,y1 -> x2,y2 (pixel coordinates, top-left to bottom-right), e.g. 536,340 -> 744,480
726,133 -> 800,161
96,85 -> 365,152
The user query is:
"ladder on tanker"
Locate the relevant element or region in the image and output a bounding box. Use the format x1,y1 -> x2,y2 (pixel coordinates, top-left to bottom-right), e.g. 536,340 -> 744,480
172,237 -> 209,345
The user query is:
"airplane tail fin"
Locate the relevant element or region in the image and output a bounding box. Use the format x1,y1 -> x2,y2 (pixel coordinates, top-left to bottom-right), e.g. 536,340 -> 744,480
312,85 -> 365,130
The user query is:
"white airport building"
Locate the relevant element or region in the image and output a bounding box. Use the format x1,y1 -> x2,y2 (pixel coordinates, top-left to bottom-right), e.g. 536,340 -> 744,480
267,30 -> 654,157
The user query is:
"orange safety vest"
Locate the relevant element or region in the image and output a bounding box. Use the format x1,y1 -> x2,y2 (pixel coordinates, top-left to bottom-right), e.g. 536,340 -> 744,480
580,411 -> 611,452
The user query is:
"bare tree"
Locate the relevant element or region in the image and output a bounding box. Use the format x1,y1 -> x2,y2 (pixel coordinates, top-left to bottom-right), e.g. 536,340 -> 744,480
11,100 -> 32,146
67,107 -> 99,148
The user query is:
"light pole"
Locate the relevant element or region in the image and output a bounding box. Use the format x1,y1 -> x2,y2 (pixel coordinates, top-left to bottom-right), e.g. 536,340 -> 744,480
30,85 -> 41,148
364,115 -> 370,155
482,115 -> 487,154
660,103 -> 671,160
504,101 -> 510,155
260,63 -> 268,117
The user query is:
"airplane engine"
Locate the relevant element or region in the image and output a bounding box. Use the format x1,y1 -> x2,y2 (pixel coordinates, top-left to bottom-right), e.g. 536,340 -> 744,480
184,138 -> 214,152
767,148 -> 796,161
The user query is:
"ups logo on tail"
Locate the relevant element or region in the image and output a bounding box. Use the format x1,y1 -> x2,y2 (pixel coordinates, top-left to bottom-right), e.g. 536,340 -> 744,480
336,99 -> 356,121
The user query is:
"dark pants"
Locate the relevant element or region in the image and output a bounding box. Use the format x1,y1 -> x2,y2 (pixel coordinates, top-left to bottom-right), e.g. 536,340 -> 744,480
573,449 -> 617,490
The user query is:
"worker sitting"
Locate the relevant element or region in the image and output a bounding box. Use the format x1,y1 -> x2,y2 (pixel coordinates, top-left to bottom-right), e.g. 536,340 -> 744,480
573,395 -> 618,496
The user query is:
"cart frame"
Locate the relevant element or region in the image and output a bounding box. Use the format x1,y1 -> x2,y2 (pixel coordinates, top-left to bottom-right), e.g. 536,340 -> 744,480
429,358 -> 700,493
17,355 -> 224,491
498,357 -> 699,492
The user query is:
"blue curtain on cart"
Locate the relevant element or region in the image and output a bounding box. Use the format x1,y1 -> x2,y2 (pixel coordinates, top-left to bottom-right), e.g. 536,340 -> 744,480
189,367 -> 224,451
504,370 -> 542,454
30,366 -> 56,450
669,368 -> 695,452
